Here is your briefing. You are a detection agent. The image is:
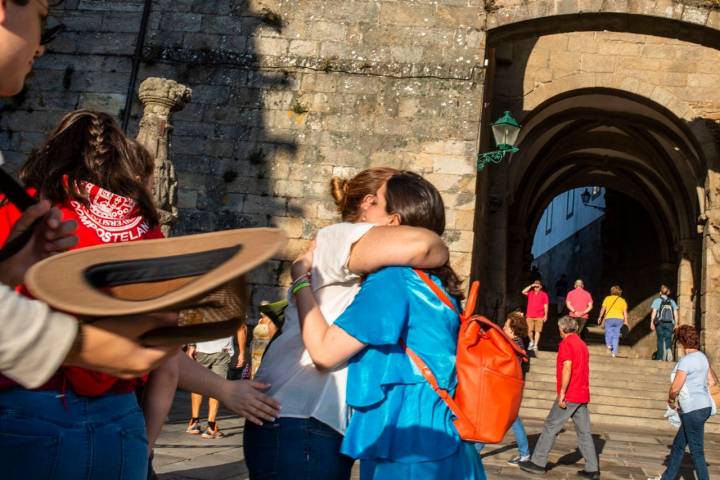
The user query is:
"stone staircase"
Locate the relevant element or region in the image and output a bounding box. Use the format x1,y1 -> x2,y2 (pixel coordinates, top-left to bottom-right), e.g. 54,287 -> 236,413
520,346 -> 720,434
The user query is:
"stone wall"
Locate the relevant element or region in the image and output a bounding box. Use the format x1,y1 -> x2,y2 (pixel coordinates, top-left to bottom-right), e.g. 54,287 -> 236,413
0,0 -> 488,307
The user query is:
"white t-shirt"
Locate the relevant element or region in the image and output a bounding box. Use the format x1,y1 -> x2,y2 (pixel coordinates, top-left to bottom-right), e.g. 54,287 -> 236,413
196,336 -> 233,355
254,222 -> 374,433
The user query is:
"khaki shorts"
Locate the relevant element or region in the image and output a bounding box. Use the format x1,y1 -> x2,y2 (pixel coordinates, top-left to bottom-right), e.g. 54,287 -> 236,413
526,317 -> 545,334
195,351 -> 231,379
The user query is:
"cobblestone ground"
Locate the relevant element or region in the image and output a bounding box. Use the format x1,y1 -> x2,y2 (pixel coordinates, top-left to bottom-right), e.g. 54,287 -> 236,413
156,391 -> 720,480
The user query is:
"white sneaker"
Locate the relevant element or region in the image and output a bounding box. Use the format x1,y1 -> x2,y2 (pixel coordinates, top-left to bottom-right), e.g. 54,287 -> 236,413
647,476 -> 662,480
528,341 -> 535,350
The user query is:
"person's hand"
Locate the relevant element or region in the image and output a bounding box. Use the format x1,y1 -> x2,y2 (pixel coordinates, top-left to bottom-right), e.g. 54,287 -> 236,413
558,392 -> 567,409
63,312 -> 180,378
291,240 -> 315,280
236,355 -> 246,369
650,322 -> 656,332
186,345 -> 196,359
0,200 -> 78,287
667,397 -> 678,411
597,318 -> 602,325
216,379 -> 281,425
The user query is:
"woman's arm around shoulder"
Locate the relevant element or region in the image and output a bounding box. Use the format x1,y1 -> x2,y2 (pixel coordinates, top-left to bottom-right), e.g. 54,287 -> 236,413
347,225 -> 448,275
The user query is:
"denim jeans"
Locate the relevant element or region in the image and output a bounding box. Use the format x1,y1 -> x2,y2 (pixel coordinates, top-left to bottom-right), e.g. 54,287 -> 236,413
0,388 -> 147,480
656,323 -> 674,361
661,407 -> 711,480
243,417 -> 354,480
473,417 -> 529,458
603,318 -> 624,355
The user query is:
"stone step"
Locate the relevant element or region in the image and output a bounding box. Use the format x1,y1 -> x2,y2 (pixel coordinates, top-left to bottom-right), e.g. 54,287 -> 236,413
524,375 -> 669,392
523,389 -> 669,409
527,364 -> 672,384
524,383 -> 668,401
532,350 -> 675,368
529,354 -> 675,371
519,406 -> 720,434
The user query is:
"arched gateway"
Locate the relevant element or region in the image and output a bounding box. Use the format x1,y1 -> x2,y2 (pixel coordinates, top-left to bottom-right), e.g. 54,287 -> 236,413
474,5 -> 720,361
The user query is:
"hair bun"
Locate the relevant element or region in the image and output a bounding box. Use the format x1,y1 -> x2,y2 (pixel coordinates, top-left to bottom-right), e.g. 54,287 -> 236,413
330,176 -> 348,211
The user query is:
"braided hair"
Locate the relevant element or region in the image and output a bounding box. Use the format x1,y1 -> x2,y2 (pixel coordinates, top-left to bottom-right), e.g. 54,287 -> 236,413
20,109 -> 159,226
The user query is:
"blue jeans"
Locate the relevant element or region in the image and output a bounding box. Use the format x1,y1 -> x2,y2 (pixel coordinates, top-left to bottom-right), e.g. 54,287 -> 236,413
0,388 -> 147,480
603,318 -> 623,355
656,323 -> 674,361
661,407 -> 711,480
243,417 -> 353,480
474,417 -> 529,458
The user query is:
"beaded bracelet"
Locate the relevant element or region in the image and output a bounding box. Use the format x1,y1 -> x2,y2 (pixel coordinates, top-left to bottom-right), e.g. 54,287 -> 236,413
291,280 -> 311,295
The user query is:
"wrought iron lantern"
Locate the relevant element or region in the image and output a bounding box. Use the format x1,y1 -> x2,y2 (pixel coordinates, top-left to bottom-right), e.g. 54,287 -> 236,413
477,111 -> 521,171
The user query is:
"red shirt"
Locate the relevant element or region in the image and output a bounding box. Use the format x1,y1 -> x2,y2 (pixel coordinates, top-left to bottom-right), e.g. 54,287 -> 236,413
525,290 -> 549,318
556,333 -> 590,404
0,182 -> 164,396
566,288 -> 592,319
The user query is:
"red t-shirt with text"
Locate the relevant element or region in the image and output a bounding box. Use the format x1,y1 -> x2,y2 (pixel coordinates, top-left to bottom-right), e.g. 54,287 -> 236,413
0,181 -> 164,396
556,333 -> 590,404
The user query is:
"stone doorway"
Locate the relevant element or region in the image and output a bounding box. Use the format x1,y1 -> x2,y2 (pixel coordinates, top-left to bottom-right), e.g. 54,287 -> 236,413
474,19 -> 720,358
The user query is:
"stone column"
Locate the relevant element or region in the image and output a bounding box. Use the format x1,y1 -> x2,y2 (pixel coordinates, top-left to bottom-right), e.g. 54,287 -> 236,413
676,238 -> 699,328
701,174 -> 720,365
136,77 -> 192,237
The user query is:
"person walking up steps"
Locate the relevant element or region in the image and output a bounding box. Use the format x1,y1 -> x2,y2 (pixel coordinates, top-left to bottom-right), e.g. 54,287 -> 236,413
522,280 -> 549,351
520,316 -> 599,479
650,285 -> 678,362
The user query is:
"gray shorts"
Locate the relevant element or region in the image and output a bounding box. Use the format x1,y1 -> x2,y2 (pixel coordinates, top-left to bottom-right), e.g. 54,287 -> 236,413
195,351 -> 231,379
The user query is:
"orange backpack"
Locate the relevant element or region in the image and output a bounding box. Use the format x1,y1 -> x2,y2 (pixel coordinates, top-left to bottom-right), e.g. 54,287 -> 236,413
404,270 -> 527,443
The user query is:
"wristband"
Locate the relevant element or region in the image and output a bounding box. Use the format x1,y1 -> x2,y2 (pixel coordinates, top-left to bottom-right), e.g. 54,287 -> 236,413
292,280 -> 311,295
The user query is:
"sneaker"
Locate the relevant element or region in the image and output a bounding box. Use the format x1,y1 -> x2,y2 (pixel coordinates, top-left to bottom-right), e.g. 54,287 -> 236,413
519,460 -> 545,475
507,455 -> 530,466
185,419 -> 201,434
647,476 -> 661,480
528,341 -> 535,350
201,424 -> 224,439
577,470 -> 600,479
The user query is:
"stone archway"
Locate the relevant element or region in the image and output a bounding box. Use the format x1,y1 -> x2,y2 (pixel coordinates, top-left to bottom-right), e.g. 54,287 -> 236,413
475,10 -> 720,359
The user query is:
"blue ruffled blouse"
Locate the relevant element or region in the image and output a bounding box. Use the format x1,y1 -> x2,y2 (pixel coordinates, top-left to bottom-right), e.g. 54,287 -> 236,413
335,266 -> 462,463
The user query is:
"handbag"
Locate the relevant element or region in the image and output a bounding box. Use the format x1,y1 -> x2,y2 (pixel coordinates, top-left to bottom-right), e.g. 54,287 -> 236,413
711,367 -> 720,409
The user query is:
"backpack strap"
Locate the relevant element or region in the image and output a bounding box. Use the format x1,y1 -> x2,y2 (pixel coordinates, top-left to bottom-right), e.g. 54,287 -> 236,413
399,338 -> 464,420
413,269 -> 458,314
401,269 -> 464,420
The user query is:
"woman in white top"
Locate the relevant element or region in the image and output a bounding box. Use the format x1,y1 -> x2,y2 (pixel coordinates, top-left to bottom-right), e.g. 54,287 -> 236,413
244,167 -> 449,479
647,325 -> 718,480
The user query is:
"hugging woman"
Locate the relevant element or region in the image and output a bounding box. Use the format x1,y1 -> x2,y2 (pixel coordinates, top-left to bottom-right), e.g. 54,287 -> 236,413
293,171 -> 485,479
244,168 -> 450,479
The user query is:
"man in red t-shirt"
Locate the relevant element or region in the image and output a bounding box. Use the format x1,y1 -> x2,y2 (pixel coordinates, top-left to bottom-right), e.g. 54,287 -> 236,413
565,279 -> 593,338
522,280 -> 549,351
520,316 -> 599,479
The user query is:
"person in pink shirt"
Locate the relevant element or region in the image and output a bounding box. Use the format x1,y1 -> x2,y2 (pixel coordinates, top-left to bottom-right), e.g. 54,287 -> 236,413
522,279 -> 549,351
566,279 -> 594,338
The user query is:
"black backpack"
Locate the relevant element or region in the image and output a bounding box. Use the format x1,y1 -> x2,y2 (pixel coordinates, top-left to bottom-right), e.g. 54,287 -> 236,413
656,297 -> 675,324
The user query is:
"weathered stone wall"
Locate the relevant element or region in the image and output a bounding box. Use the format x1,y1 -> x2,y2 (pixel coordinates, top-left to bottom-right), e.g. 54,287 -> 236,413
0,0 -> 487,308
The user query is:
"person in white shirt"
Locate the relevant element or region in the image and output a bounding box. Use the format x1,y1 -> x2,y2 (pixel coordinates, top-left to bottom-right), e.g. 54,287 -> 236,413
244,167 -> 449,479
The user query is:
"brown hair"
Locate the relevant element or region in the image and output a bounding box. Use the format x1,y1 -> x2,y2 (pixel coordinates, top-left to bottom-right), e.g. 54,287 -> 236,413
384,171 -> 464,300
330,167 -> 399,222
676,325 -> 702,350
610,285 -> 622,296
660,284 -> 671,296
506,311 -> 528,338
20,110 -> 158,227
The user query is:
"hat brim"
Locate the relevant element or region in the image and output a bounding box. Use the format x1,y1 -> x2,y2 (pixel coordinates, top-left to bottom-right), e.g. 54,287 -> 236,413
25,228 -> 286,317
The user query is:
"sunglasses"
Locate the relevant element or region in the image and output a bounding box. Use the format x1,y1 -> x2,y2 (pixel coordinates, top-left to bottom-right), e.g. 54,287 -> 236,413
40,16 -> 67,45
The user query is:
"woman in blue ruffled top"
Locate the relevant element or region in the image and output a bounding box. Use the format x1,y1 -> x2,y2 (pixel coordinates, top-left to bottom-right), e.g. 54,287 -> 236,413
292,171 -> 485,479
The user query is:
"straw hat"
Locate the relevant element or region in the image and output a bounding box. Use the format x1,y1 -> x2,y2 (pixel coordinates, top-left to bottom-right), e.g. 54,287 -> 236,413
25,228 -> 286,345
